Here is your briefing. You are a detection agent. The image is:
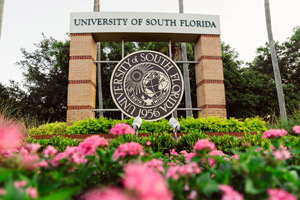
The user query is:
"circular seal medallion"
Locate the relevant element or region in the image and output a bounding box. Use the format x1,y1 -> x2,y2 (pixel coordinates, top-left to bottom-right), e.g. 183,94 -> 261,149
110,50 -> 184,121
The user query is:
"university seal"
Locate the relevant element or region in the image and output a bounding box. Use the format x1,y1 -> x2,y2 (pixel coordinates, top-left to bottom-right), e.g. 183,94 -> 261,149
110,50 -> 184,121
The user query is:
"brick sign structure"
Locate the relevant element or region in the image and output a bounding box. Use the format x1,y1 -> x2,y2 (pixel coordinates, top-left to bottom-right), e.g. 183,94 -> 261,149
67,12 -> 227,123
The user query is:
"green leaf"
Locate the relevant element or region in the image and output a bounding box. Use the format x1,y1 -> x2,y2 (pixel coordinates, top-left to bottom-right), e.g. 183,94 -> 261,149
245,178 -> 264,194
40,187 -> 79,200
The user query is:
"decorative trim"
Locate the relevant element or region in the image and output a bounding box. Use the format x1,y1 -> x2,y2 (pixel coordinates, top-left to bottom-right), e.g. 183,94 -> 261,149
196,80 -> 224,88
68,105 -> 95,110
68,80 -> 96,88
200,105 -> 226,109
201,34 -> 220,38
198,56 -> 222,62
71,33 -> 92,36
70,56 -> 95,61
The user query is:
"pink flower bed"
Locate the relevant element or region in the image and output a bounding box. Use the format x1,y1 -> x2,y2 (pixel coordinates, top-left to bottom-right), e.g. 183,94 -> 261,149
0,120 -> 300,200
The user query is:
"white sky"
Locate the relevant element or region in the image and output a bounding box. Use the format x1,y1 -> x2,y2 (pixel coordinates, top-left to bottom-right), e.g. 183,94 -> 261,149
0,0 -> 299,86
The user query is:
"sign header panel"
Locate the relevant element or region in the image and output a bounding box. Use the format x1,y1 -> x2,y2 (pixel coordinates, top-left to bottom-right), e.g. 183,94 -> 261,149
70,12 -> 220,42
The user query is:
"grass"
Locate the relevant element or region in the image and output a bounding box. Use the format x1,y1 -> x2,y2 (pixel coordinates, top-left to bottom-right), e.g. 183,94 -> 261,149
268,108 -> 300,133
0,99 -> 41,131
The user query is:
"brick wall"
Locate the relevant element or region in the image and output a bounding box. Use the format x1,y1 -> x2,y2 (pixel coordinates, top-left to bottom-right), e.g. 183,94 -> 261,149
194,34 -> 227,118
66,33 -> 97,124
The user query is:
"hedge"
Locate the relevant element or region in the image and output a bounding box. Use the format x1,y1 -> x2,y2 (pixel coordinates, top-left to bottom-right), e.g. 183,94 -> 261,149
28,116 -> 268,136
28,132 -> 300,155
27,136 -> 81,152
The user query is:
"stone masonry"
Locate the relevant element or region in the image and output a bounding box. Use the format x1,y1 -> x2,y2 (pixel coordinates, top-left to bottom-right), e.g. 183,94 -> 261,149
194,34 -> 227,118
66,33 -> 97,124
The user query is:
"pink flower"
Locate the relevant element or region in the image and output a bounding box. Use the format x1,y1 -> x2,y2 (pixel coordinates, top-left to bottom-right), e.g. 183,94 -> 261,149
79,136 -> 108,155
43,145 -> 58,157
144,159 -> 165,173
166,163 -> 201,180
255,147 -> 264,152
113,142 -> 144,160
180,150 -> 188,156
26,143 -> 41,153
22,154 -> 40,170
194,139 -> 216,152
0,148 -> 19,158
231,154 -> 240,160
53,152 -> 68,166
267,188 -> 297,200
0,121 -> 24,150
53,146 -> 87,166
146,141 -> 151,146
170,149 -> 179,156
65,146 -> 87,164
293,126 -> 300,134
185,152 -> 197,163
26,187 -> 38,199
262,129 -> 288,138
39,160 -> 49,168
273,149 -> 291,160
83,187 -> 130,200
14,180 -> 27,189
110,123 -> 135,136
219,185 -> 244,200
188,190 -> 197,200
123,163 -> 173,200
167,162 -> 177,166
208,150 -> 229,167
0,188 -> 5,196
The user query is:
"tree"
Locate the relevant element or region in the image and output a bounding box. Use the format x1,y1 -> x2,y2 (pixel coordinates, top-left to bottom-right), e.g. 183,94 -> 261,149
178,0 -> 192,117
249,27 -> 300,116
94,0 -> 100,12
264,0 -> 287,120
17,35 -> 70,122
223,44 -> 277,119
0,0 -> 4,39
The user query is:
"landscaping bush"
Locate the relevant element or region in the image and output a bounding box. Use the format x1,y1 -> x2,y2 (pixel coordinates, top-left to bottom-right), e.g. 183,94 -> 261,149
27,136 -> 81,152
210,135 -> 242,154
66,117 -> 133,135
28,122 -> 67,136
30,116 -> 268,136
110,133 -> 176,154
180,116 -> 267,133
148,133 -> 176,154
175,131 -> 208,153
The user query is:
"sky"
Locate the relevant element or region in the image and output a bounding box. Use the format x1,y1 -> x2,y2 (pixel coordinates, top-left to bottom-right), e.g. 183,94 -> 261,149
0,0 -> 299,86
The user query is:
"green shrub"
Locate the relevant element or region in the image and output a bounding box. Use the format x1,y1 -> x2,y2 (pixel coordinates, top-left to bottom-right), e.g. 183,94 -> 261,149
29,116 -> 268,137
148,133 -> 176,154
27,136 -> 81,152
241,133 -> 270,148
180,116 -> 267,133
175,131 -> 208,153
109,134 -> 142,149
29,122 -> 67,136
210,135 -> 242,154
66,117 -> 134,135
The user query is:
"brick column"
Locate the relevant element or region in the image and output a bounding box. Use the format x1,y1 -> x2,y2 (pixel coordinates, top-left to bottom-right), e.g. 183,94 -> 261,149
194,34 -> 227,118
66,33 -> 97,124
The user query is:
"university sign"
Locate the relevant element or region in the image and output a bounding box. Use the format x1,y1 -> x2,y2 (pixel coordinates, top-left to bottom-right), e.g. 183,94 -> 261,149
111,51 -> 184,121
70,12 -> 221,42
66,11 -> 227,123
